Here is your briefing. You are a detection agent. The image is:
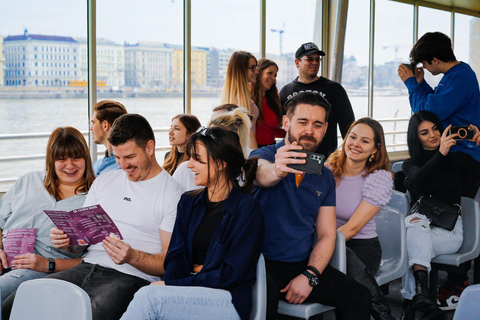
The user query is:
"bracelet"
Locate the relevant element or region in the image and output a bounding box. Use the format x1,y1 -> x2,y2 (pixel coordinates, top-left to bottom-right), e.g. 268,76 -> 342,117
306,265 -> 321,279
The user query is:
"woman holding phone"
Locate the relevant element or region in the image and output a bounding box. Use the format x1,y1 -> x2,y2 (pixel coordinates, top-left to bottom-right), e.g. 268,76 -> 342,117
400,111 -> 464,319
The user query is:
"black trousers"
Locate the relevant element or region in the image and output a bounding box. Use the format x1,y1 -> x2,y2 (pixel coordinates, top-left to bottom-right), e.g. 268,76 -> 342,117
451,152 -> 480,199
265,258 -> 371,320
346,237 -> 382,276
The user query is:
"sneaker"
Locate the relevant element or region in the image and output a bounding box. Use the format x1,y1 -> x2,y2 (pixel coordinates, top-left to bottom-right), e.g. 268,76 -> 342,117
436,285 -> 455,302
437,294 -> 460,311
436,281 -> 468,311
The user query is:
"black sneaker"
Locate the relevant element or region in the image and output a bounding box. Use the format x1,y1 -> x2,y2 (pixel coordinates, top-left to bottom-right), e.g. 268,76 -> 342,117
437,294 -> 460,311
436,280 -> 467,311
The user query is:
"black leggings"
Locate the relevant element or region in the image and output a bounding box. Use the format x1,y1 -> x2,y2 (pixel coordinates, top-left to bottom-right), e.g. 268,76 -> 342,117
265,258 -> 371,320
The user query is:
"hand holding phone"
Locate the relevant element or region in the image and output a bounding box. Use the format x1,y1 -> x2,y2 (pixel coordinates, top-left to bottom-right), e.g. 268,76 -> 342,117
287,150 -> 325,175
449,125 -> 475,140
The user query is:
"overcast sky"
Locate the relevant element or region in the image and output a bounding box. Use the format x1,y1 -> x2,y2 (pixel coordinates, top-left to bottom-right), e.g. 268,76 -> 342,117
0,0 -> 474,65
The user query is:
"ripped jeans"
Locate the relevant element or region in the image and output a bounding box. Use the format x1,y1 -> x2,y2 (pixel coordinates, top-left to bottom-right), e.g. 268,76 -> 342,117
0,269 -> 47,305
401,213 -> 463,299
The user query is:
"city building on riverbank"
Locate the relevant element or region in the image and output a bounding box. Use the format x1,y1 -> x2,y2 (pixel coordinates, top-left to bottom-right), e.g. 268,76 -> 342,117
77,37 -> 125,87
168,44 -> 208,90
125,41 -> 173,89
4,29 -> 79,87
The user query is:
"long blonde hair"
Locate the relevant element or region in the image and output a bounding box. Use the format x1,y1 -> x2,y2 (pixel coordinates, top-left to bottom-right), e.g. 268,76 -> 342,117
209,107 -> 251,157
44,127 -> 95,200
326,118 -> 390,184
221,51 -> 256,114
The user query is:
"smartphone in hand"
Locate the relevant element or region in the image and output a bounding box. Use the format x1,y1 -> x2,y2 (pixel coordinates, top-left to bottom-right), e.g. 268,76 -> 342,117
287,150 -> 325,175
449,126 -> 474,140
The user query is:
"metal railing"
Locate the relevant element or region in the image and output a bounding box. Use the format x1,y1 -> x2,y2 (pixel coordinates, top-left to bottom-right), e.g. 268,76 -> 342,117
0,127 -> 171,184
0,118 -> 410,184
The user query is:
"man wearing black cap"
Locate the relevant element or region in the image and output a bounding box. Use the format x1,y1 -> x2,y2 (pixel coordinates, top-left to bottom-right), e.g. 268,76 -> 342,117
280,42 -> 355,157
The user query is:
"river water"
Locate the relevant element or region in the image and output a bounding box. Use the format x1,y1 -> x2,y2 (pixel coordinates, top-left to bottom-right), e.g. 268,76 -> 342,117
0,94 -> 412,189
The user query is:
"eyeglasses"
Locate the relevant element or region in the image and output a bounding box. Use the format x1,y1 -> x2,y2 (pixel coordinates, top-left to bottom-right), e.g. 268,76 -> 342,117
196,126 -> 217,141
248,65 -> 258,72
301,57 -> 322,63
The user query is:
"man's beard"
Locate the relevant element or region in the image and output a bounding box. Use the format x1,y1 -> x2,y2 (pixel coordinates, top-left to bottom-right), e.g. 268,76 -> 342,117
288,129 -> 318,152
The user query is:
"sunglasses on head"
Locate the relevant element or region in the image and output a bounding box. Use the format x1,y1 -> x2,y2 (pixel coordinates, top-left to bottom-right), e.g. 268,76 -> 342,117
196,126 -> 217,141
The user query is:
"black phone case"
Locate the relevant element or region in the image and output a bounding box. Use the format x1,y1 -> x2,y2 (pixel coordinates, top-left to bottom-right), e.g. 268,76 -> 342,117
287,151 -> 325,175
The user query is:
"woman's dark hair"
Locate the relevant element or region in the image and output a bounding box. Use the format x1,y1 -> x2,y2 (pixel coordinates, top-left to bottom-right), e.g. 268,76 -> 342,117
253,58 -> 283,127
163,114 -> 201,175
186,126 -> 258,194
407,111 -> 444,165
410,32 -> 456,65
44,127 -> 95,200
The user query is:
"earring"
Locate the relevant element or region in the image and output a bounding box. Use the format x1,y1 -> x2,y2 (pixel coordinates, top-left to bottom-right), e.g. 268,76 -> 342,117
369,154 -> 375,162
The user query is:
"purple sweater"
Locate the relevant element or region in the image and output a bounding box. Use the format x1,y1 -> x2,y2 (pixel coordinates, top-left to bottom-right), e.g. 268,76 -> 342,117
336,170 -> 393,239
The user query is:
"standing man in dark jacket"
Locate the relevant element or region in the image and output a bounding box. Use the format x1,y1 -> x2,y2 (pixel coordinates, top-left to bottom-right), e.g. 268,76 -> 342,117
280,42 -> 355,157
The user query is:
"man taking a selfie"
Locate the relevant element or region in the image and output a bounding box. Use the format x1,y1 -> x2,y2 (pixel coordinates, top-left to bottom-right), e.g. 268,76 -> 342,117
250,92 -> 371,320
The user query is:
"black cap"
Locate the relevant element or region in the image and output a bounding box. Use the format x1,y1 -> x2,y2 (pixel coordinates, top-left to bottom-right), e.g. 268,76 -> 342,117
295,42 -> 325,59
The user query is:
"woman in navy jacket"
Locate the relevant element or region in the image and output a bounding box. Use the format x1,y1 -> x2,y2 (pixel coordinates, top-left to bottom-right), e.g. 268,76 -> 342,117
121,126 -> 263,320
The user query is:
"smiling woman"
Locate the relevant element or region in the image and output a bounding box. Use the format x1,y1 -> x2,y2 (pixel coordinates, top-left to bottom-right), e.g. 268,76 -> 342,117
326,118 -> 394,319
252,58 -> 285,147
0,126 -> 94,306
163,114 -> 201,175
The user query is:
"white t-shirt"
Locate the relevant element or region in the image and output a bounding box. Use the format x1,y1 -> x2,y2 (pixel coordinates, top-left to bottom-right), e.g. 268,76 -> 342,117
83,169 -> 183,282
172,162 -> 202,192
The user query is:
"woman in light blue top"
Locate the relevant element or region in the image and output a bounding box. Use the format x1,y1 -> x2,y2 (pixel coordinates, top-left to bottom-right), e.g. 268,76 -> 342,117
0,127 -> 95,305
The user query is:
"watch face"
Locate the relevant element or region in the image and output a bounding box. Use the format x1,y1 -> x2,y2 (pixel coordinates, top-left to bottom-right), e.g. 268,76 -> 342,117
303,271 -> 319,287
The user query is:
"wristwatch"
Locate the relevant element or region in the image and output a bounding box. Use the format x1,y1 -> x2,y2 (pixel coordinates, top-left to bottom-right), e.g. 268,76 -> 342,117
47,258 -> 55,273
301,270 -> 319,287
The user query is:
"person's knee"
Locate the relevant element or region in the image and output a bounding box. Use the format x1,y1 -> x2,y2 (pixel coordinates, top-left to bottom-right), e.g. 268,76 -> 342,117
406,214 -> 428,228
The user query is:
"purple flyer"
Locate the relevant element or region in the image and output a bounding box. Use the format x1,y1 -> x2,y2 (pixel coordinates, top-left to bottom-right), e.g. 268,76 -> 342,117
4,228 -> 36,267
44,204 -> 123,246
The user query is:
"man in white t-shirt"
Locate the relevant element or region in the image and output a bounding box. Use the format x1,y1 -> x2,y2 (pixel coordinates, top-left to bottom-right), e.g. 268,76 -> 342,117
2,114 -> 184,320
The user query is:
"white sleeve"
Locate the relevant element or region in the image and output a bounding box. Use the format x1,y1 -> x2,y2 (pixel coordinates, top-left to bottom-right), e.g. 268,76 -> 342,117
82,177 -> 100,207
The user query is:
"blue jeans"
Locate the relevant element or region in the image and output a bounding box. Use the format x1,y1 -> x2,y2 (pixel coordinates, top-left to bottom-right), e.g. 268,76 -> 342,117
0,269 -> 47,305
121,285 -> 240,320
2,261 -> 149,320
401,213 -> 463,299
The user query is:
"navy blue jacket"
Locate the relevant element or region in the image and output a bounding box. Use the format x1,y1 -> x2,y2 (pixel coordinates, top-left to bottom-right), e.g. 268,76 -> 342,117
163,187 -> 264,320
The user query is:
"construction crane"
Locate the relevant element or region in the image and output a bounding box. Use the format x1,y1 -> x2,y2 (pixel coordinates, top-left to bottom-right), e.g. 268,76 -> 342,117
271,24 -> 285,56
382,45 -> 410,63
